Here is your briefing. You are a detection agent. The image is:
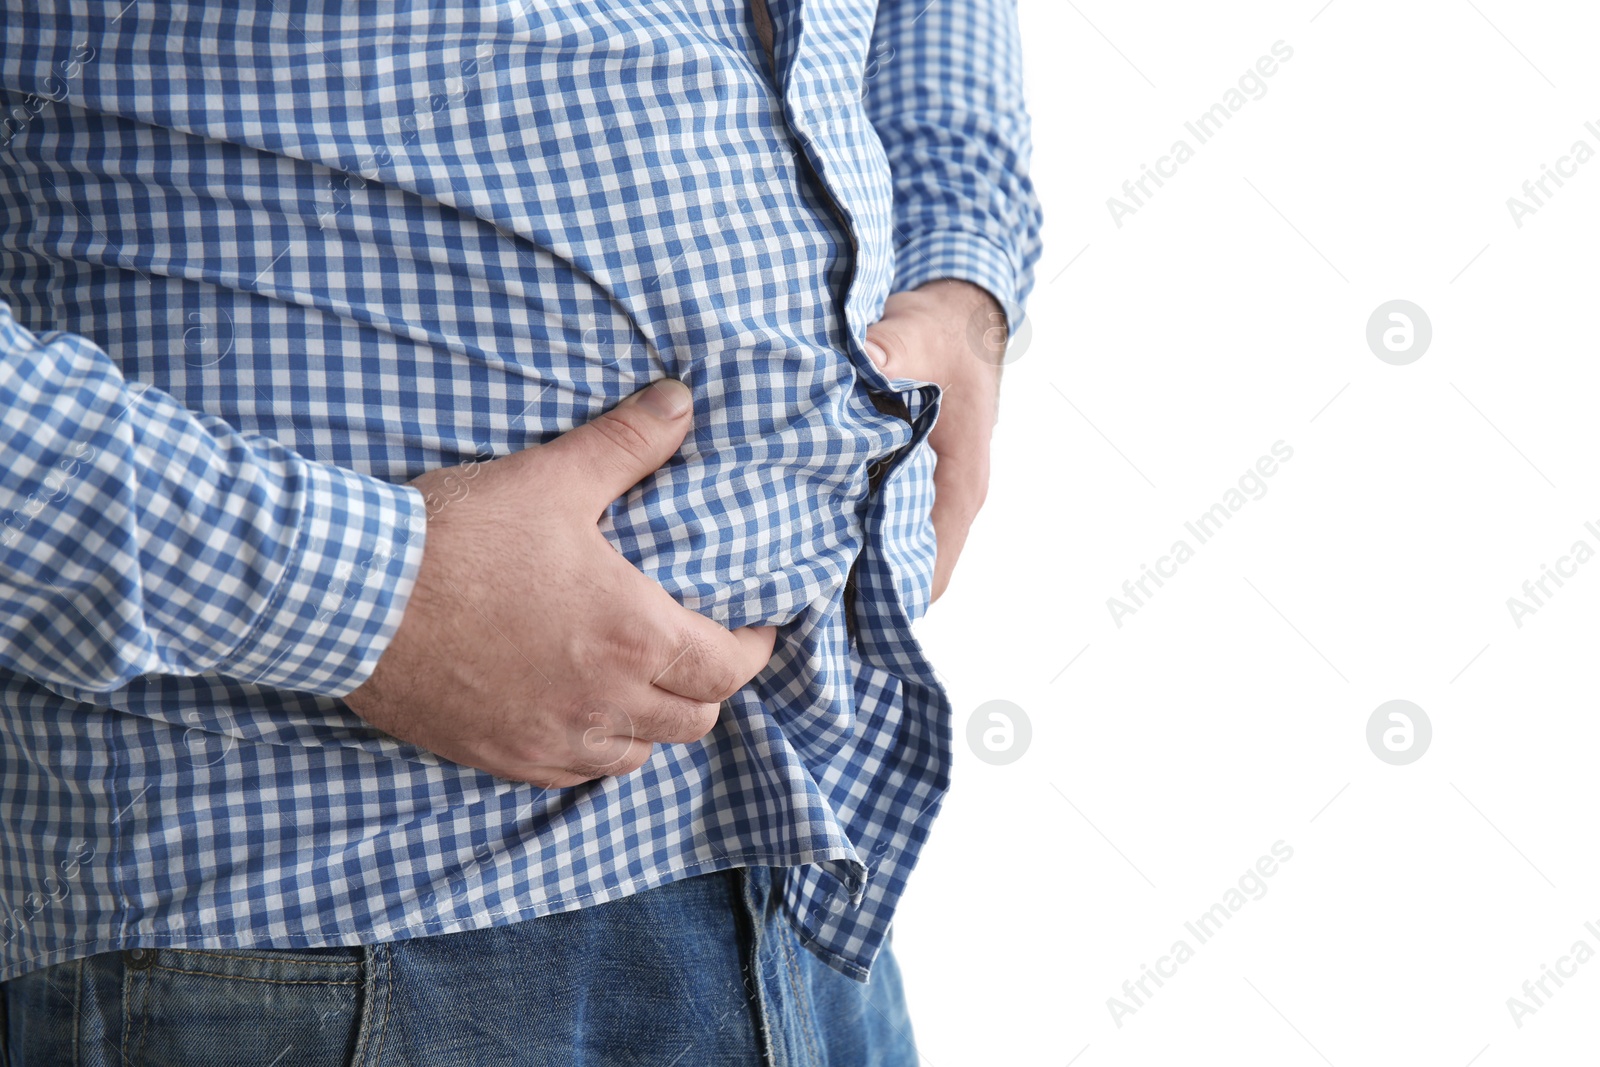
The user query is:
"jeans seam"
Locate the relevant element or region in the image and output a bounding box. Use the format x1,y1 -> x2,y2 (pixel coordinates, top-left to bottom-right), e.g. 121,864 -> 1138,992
134,971 -> 151,1066
44,959 -> 84,1066
370,945 -> 393,1067
734,870 -> 780,1067
71,960 -> 82,1067
778,925 -> 823,1066
121,966 -> 151,1067
0,967 -> 9,1067
145,965 -> 359,987
349,947 -> 374,1067
158,949 -> 361,968
119,966 -> 129,1067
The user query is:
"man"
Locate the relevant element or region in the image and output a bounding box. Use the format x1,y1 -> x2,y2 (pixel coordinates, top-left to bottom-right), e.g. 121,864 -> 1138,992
0,0 -> 1040,1061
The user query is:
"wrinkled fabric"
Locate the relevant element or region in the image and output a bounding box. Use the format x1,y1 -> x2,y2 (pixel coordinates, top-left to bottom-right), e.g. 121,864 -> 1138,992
0,0 -> 1041,985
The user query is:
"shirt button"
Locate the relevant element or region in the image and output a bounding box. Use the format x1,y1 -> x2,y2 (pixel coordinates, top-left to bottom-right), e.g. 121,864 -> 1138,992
123,947 -> 157,970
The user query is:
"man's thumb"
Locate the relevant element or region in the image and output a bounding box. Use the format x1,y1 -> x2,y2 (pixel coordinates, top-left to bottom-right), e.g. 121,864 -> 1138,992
544,379 -> 694,514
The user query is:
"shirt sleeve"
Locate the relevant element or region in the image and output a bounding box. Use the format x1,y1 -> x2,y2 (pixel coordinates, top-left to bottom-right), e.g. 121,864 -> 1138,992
0,300 -> 427,700
864,0 -> 1045,328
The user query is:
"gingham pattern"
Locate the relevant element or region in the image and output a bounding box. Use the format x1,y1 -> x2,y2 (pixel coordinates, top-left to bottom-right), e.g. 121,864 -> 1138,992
0,0 -> 1041,984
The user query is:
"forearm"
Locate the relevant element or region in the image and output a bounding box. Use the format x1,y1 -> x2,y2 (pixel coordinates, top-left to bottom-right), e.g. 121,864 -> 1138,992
866,0 -> 1045,332
0,301 -> 425,699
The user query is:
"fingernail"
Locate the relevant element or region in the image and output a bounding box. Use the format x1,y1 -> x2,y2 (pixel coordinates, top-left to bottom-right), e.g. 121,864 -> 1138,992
639,378 -> 692,419
863,341 -> 888,369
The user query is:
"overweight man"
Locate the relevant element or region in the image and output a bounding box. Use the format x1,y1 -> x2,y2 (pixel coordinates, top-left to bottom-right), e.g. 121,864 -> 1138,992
0,0 -> 1040,1061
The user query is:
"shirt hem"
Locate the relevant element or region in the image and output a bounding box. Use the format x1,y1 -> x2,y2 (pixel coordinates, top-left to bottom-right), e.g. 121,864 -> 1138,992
0,847 -> 860,984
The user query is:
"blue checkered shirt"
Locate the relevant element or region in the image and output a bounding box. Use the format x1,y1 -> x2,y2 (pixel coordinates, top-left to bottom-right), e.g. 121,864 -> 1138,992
0,0 -> 1040,983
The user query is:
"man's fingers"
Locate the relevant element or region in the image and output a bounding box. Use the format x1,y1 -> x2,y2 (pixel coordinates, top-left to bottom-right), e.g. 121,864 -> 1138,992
864,325 -> 909,379
648,616 -> 777,705
729,623 -> 779,679
561,734 -> 654,779
864,311 -> 940,383
628,692 -> 724,745
542,379 -> 695,516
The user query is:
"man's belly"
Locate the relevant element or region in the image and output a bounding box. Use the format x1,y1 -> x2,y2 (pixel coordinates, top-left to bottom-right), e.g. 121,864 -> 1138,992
0,2 -> 925,738
6,7 -> 911,621
0,2 -> 948,985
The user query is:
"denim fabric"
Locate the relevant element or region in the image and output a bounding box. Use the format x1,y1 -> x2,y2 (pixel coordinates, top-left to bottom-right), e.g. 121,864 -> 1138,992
0,867 -> 918,1066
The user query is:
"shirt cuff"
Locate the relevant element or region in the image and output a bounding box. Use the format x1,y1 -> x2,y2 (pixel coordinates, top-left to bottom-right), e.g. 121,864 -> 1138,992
890,229 -> 1025,334
213,459 -> 428,698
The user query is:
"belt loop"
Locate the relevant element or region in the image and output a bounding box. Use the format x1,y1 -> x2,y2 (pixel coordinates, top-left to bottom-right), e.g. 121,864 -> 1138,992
734,867 -> 794,1067
0,971 -> 11,1067
349,943 -> 392,1067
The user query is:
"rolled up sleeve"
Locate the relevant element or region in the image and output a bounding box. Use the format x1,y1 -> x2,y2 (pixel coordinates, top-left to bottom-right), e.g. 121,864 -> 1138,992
865,0 -> 1045,329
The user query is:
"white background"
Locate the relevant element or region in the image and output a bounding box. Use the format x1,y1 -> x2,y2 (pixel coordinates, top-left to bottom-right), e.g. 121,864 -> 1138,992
897,2 -> 1600,1064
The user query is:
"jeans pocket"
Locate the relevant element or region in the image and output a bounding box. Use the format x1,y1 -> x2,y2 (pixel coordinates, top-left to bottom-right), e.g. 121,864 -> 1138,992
120,946 -> 368,1067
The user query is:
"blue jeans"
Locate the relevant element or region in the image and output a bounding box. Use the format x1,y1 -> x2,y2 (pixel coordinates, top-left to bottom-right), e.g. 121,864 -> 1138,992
0,867 -> 918,1065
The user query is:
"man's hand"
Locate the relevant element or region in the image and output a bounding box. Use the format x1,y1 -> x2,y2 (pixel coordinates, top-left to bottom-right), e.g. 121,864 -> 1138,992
344,380 -> 778,789
864,279 -> 1008,603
